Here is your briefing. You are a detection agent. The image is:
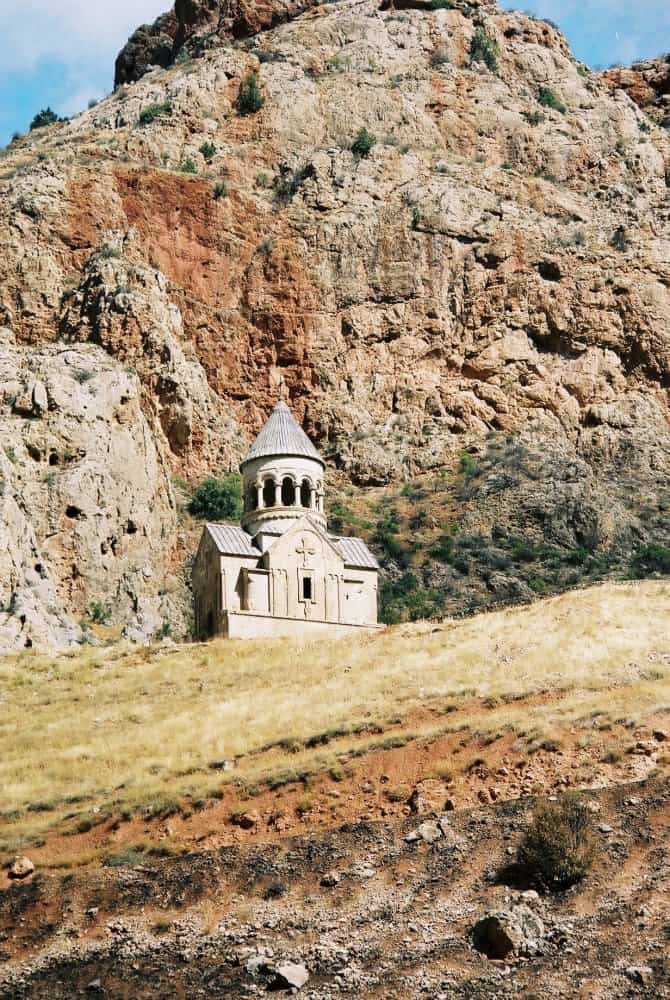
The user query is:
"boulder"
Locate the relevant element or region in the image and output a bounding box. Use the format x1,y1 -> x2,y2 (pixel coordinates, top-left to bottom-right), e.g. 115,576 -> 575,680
405,820 -> 443,844
472,905 -> 544,960
273,962 -> 310,990
234,811 -> 260,830
320,871 -> 341,887
624,966 -> 653,985
8,856 -> 35,880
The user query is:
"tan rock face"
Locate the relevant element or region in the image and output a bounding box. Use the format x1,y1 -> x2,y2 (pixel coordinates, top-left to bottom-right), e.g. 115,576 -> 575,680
0,0 -> 668,643
0,339 -> 181,649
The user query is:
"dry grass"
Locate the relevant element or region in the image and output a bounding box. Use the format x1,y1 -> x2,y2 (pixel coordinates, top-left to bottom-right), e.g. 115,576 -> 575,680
1,581 -> 669,852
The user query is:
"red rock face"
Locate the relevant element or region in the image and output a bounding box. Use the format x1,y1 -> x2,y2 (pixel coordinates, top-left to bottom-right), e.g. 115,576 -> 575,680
601,57 -> 670,126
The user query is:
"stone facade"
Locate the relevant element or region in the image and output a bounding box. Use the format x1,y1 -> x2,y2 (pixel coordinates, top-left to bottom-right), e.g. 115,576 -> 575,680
192,401 -> 380,640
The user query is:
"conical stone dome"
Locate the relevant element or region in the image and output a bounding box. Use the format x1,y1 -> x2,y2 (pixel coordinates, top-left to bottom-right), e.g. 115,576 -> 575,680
241,401 -> 324,467
240,400 -> 326,539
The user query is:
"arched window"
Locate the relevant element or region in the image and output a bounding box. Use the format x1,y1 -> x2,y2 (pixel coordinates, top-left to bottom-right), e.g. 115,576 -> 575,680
300,478 -> 312,508
249,486 -> 258,511
281,477 -> 295,506
263,478 -> 276,508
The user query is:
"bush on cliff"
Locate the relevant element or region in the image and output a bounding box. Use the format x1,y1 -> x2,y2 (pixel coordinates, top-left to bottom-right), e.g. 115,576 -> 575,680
470,29 -> 499,72
236,72 -> 265,115
189,475 -> 243,521
30,108 -> 58,131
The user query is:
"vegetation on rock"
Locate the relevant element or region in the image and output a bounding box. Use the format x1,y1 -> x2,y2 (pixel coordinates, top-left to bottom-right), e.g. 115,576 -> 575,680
30,108 -> 59,130
236,71 -> 264,115
470,28 -> 499,72
138,101 -> 172,126
188,475 -> 243,521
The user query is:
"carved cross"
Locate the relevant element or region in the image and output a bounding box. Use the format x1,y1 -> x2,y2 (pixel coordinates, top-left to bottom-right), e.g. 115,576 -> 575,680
296,537 -> 317,566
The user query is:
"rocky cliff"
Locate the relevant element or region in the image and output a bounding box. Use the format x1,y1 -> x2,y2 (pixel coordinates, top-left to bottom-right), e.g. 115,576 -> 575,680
0,0 -> 668,646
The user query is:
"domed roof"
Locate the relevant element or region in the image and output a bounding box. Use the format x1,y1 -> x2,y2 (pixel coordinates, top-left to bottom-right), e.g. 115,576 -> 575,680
241,400 -> 324,468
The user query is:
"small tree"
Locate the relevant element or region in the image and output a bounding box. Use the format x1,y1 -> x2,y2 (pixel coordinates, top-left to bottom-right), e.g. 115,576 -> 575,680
199,141 -> 216,161
351,127 -> 377,159
30,108 -> 58,131
180,158 -> 197,175
189,475 -> 243,521
517,795 -> 596,891
236,72 -> 265,116
470,29 -> 499,72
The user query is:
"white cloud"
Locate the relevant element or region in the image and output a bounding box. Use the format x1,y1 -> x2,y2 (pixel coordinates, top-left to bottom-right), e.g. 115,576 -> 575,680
0,1 -> 169,77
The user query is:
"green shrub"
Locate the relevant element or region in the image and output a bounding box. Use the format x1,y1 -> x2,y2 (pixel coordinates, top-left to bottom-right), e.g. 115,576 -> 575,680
632,543 -> 670,576
30,108 -> 58,130
138,102 -> 172,126
189,475 -> 243,521
380,573 -> 442,624
351,127 -> 377,159
180,158 -> 197,175
273,162 -> 315,205
537,86 -> 566,113
459,451 -> 479,479
199,141 -> 216,161
429,0 -> 453,8
213,180 -> 228,200
517,795 -> 596,891
469,29 -> 499,72
430,534 -> 456,563
89,601 -> 111,625
236,72 -> 265,115
523,110 -> 545,126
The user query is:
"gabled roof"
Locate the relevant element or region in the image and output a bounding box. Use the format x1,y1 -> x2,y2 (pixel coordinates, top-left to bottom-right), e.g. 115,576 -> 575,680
205,524 -> 258,558
241,400 -> 324,467
333,536 -> 380,571
262,515 -> 344,564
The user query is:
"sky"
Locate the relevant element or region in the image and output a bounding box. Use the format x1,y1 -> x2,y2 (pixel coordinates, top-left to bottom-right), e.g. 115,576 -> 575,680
0,1 -> 669,147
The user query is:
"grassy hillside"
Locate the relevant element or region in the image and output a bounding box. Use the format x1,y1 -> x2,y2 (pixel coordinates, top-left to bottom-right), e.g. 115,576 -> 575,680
0,581 -> 668,859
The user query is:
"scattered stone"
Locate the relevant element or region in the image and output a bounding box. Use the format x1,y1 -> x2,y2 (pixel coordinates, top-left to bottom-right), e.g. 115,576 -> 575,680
320,871 -> 341,887
8,857 -> 34,880
407,788 -> 426,814
517,890 -> 540,904
624,966 -> 653,985
598,823 -> 614,834
472,905 -> 545,960
246,954 -> 272,976
652,729 -> 667,742
405,820 -> 443,844
234,811 -> 260,830
273,962 -> 309,990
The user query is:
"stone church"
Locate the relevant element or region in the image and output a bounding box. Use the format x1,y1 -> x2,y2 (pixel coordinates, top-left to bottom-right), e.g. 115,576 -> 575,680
192,400 -> 380,640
